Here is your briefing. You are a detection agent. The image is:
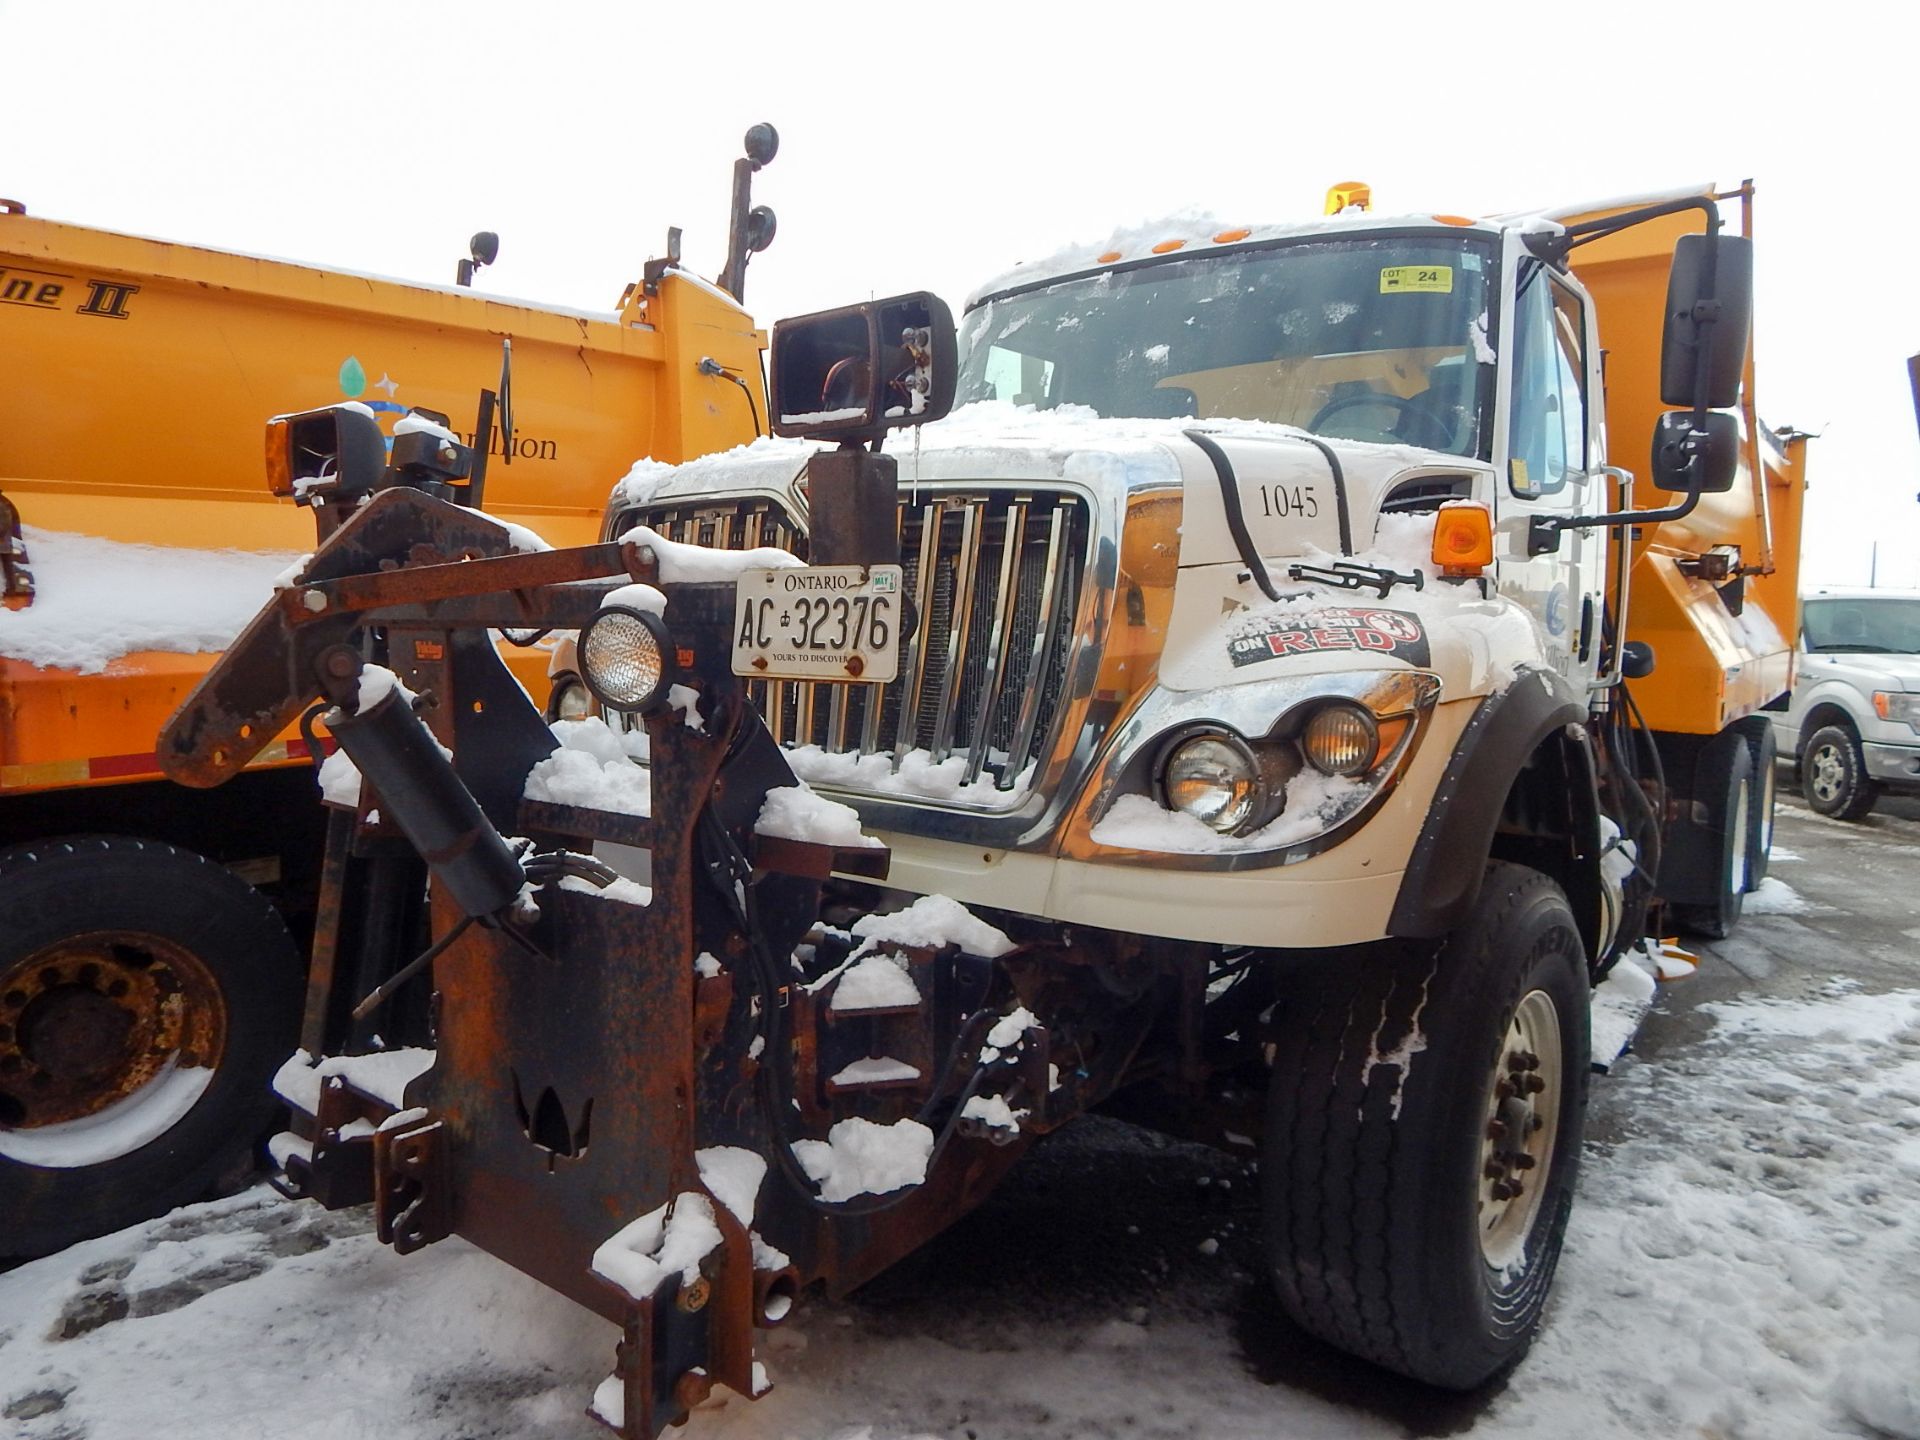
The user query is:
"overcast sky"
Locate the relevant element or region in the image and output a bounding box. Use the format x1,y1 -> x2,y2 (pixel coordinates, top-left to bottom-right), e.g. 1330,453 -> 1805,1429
6,1 -> 1914,586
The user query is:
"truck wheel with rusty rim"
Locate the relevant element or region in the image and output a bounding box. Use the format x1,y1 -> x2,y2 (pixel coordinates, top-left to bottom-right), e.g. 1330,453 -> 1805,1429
1262,861 -> 1590,1389
0,837 -> 301,1258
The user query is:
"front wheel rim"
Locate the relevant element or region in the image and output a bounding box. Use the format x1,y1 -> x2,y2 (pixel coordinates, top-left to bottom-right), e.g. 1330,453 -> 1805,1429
1809,744 -> 1846,804
1478,990 -> 1563,1270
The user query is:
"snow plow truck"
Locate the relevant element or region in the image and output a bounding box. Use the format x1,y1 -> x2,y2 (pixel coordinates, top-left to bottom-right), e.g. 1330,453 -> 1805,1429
155,180 -> 1801,1433
0,128 -> 780,1255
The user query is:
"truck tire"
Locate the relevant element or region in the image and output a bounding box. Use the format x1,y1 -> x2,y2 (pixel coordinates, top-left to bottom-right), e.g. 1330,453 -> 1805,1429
1673,731 -> 1754,939
1745,722 -> 1777,888
1262,862 -> 1590,1389
1803,722 -> 1878,822
0,837 -> 302,1258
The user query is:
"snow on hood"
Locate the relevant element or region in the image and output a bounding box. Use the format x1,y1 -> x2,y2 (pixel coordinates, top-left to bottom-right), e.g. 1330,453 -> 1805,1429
1159,510 -> 1547,699
612,400 -> 1450,513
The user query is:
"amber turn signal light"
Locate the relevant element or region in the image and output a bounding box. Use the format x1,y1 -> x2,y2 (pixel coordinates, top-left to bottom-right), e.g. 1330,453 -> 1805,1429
264,417 -> 294,498
1431,502 -> 1494,576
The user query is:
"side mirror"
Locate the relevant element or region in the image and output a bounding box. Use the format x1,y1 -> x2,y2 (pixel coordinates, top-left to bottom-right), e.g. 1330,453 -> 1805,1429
770,292 -> 957,442
265,404 -> 388,502
1649,410 -> 1741,493
1660,233 -> 1752,409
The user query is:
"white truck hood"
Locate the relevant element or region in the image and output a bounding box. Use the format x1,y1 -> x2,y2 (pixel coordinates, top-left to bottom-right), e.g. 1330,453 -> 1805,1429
1802,652 -> 1920,693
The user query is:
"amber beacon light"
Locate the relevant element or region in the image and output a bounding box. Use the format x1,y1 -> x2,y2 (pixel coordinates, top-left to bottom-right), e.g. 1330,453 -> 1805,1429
1431,502 -> 1494,577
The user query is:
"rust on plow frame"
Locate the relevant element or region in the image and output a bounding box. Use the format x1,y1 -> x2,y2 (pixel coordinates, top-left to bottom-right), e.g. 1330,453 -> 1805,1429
157,483 -> 1071,1438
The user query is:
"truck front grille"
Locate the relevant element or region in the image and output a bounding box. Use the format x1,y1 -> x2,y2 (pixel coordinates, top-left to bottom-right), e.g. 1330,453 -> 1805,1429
615,490 -> 1088,799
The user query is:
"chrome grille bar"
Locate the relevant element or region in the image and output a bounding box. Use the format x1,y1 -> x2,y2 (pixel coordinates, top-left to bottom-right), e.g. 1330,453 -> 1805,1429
894,500 -> 945,762
1000,504 -> 1069,790
927,503 -> 983,764
963,499 -> 1027,786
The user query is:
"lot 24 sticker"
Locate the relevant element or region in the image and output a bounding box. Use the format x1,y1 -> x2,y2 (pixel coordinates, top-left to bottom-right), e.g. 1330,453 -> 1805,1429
1227,607 -> 1430,668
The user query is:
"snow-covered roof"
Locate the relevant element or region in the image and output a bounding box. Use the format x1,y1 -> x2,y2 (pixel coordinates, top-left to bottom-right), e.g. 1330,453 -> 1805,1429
965,208 -> 1502,310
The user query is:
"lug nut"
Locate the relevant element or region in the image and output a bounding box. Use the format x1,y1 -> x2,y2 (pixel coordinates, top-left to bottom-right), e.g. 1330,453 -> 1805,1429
1514,1153 -> 1538,1170
1487,1119 -> 1509,1141
1522,1074 -> 1547,1095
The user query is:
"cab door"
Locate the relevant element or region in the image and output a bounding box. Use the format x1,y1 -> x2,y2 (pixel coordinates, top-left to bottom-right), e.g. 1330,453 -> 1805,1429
1494,249 -> 1605,689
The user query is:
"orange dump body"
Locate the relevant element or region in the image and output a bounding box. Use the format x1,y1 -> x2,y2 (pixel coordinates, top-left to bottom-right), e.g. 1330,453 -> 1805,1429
0,210 -> 766,795
1565,185 -> 1806,734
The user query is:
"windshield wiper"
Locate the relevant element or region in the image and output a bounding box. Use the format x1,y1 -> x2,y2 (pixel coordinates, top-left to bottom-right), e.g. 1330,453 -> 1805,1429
1286,561 -> 1425,599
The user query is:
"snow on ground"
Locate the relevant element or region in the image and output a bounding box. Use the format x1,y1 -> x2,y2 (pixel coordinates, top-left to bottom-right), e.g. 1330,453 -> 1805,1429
5,974 -> 1914,1440
1745,875 -> 1820,915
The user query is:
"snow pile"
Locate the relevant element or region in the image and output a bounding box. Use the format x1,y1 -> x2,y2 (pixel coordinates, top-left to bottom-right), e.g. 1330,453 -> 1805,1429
590,1193 -> 723,1303
1745,876 -> 1816,915
353,662 -> 413,713
557,873 -> 652,907
616,523 -> 805,582
829,1057 -> 921,1087
1589,951 -> 1657,1069
980,1006 -> 1041,1063
694,1146 -> 766,1228
754,785 -> 883,848
522,716 -> 652,815
1091,769 -> 1369,855
271,1046 -> 435,1114
611,455 -> 678,509
599,581 -> 666,617
960,1093 -> 1028,1132
848,893 -> 1014,958
830,953 -> 922,1012
316,747 -> 364,807
786,743 -> 1036,807
791,1117 -> 936,1203
0,527 -> 303,672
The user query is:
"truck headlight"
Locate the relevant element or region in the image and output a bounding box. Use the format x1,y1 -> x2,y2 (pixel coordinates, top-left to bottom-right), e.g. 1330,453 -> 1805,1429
1873,691 -> 1920,734
1301,703 -> 1380,776
545,674 -> 596,723
1160,733 -> 1260,833
580,606 -> 674,713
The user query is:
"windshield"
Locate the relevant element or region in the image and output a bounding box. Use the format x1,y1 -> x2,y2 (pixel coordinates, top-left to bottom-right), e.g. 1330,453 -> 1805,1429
1804,598 -> 1920,655
958,234 -> 1498,458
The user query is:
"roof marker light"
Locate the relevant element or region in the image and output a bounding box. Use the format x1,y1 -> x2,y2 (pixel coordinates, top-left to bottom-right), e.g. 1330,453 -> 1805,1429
1213,227 -> 1251,244
1433,214 -> 1477,227
1097,250 -> 1123,263
1151,238 -> 1187,255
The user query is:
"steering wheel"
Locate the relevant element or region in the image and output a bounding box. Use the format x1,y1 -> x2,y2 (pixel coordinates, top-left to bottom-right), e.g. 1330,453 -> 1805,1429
1309,392 -> 1455,451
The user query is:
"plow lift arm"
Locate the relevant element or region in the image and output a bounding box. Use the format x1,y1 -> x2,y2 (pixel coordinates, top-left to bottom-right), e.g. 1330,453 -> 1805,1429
155,299 -> 1110,1437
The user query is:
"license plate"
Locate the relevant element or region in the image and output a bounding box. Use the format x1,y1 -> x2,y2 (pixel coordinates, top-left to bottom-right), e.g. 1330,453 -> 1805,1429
731,564 -> 903,684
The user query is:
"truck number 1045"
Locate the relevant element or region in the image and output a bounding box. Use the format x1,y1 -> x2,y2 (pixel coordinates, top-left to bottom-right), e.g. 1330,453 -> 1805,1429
1256,483 -> 1320,520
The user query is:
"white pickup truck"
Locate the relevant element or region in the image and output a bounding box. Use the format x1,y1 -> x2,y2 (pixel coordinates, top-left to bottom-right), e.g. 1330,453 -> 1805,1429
1776,588 -> 1920,819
